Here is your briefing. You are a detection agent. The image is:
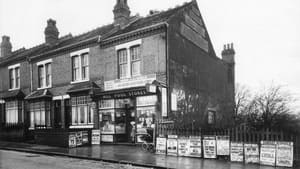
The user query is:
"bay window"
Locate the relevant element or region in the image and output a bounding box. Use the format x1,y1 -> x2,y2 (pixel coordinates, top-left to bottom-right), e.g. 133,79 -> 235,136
29,101 -> 51,129
71,96 -> 93,126
5,100 -> 22,124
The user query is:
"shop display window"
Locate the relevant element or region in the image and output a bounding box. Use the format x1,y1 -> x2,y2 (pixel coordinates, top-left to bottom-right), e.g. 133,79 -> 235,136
136,106 -> 156,143
136,95 -> 157,107
99,110 -> 115,134
115,110 -> 126,134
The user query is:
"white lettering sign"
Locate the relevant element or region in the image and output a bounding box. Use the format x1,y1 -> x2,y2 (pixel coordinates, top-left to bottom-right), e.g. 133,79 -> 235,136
276,141 -> 293,167
260,141 -> 276,166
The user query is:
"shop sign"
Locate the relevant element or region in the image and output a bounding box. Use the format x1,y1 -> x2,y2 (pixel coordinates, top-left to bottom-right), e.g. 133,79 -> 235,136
230,142 -> 244,162
82,131 -> 89,145
216,136 -> 230,156
68,132 -> 77,148
188,136 -> 202,157
167,135 -> 178,156
244,143 -> 259,164
76,131 -> 83,146
276,141 -> 293,167
156,137 -> 167,155
99,89 -> 148,100
104,74 -> 156,91
101,135 -> 114,142
178,137 -> 189,156
92,130 -> 101,145
161,88 -> 167,117
203,136 -> 216,159
260,141 -> 276,166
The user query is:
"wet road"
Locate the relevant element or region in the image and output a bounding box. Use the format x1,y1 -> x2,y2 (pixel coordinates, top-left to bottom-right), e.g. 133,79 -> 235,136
0,150 -> 149,169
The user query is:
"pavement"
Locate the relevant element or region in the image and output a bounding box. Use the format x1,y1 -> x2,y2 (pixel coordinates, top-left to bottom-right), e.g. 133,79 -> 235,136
0,141 -> 298,169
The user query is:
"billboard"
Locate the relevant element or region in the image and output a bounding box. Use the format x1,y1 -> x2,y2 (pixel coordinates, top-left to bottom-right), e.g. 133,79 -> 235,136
276,141 -> 293,167
92,130 -> 101,145
167,135 -> 178,156
244,143 -> 259,164
203,136 -> 216,159
178,137 -> 189,156
156,137 -> 167,155
260,141 -> 276,166
230,142 -> 244,162
216,136 -> 230,156
188,136 -> 202,157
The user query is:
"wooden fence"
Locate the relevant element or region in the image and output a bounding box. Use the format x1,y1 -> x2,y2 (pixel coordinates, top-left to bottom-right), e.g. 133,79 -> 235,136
157,123 -> 300,161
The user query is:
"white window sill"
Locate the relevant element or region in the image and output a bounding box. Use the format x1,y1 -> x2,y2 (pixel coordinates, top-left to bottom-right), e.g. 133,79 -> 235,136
69,124 -> 94,129
8,88 -> 20,91
37,86 -> 52,90
71,79 -> 89,84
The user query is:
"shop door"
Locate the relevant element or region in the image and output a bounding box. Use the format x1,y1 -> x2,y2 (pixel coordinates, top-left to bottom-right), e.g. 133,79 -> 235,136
126,108 -> 136,143
54,100 -> 62,128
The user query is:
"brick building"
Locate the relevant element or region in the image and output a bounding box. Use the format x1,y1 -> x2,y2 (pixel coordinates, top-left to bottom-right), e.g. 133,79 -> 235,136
0,0 -> 235,145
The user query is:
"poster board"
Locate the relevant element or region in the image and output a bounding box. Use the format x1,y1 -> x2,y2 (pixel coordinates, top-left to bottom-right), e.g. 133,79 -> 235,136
203,136 -> 216,159
276,141 -> 293,167
178,137 -> 189,156
216,136 -> 230,156
260,141 -> 276,166
101,135 -> 114,142
156,137 -> 167,155
76,131 -> 83,146
82,131 -> 89,145
230,142 -> 244,162
92,130 -> 101,145
188,136 -> 202,157
167,135 -> 178,156
244,143 -> 259,164
68,132 -> 77,148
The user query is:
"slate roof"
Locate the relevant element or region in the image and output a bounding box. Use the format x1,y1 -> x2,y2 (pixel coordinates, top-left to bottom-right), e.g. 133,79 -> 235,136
0,90 -> 25,100
67,81 -> 100,94
0,1 -> 195,65
25,89 -> 52,100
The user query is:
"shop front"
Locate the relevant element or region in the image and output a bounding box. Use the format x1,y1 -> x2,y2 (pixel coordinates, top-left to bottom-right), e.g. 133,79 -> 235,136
94,86 -> 159,144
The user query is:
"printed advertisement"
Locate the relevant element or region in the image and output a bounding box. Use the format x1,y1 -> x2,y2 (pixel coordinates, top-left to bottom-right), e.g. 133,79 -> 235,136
260,141 -> 276,166
244,143 -> 259,164
76,131 -> 83,146
178,137 -> 189,156
216,136 -> 230,156
230,142 -> 244,162
203,136 -> 216,159
92,130 -> 101,145
68,132 -> 76,148
156,137 -> 167,155
167,135 -> 178,156
188,136 -> 202,157
276,141 -> 293,167
101,135 -> 114,142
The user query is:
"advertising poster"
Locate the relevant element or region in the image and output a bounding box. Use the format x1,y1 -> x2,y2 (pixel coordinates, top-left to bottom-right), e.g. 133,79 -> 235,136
260,141 -> 276,166
101,135 -> 114,142
82,131 -> 89,145
92,130 -> 101,145
178,137 -> 189,156
203,136 -> 216,159
230,142 -> 244,162
68,132 -> 76,148
276,141 -> 293,167
76,131 -> 83,146
167,135 -> 178,156
156,137 -> 167,155
188,136 -> 202,157
244,143 -> 259,164
216,136 -> 230,156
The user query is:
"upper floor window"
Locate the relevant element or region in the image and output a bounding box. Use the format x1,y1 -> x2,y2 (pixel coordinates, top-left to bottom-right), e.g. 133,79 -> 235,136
116,39 -> 142,79
37,59 -> 52,89
8,64 -> 20,90
71,49 -> 89,83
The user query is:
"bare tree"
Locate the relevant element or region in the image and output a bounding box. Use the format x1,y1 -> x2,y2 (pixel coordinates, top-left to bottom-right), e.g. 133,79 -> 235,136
235,83 -> 251,116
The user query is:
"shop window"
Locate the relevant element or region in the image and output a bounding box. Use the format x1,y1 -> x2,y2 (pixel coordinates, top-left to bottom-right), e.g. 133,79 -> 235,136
99,110 -> 115,134
29,101 -> 51,128
71,50 -> 89,83
5,100 -> 22,124
8,64 -> 20,90
71,96 -> 93,126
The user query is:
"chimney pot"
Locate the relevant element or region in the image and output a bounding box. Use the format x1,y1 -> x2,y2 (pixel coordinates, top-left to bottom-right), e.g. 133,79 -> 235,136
113,0 -> 131,27
0,35 -> 12,58
44,19 -> 59,45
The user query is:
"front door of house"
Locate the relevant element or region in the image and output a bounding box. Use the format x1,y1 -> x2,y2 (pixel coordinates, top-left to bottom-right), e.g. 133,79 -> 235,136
54,100 -> 62,128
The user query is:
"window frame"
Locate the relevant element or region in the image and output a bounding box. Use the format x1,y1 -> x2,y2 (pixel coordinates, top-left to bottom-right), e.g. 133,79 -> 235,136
70,96 -> 94,127
8,63 -> 21,91
37,59 -> 52,90
70,48 -> 90,84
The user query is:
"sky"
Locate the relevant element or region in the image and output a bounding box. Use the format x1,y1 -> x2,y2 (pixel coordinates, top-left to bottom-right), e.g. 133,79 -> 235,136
0,0 -> 300,112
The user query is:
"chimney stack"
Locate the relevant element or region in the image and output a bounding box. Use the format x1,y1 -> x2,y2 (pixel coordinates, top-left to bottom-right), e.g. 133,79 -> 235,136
221,43 -> 235,64
113,0 -> 131,27
44,19 -> 59,45
0,36 -> 12,58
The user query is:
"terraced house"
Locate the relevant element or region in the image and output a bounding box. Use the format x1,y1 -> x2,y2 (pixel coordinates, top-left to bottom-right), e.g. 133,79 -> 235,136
0,0 -> 235,146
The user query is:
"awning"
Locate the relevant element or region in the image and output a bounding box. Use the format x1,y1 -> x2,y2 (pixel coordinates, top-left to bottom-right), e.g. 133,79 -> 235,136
25,89 -> 52,100
67,81 -> 100,95
0,90 -> 25,100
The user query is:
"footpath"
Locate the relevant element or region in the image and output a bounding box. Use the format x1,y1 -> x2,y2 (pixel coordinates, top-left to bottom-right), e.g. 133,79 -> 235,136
0,141 -> 293,169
